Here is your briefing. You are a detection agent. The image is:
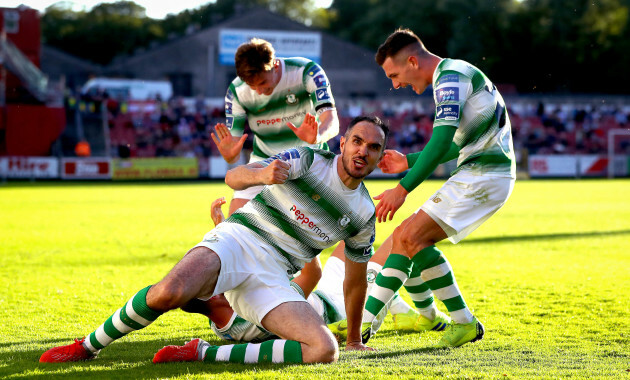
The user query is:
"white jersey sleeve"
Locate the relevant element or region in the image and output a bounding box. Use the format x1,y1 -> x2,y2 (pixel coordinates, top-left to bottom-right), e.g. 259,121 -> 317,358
302,62 -> 335,111
225,85 -> 247,137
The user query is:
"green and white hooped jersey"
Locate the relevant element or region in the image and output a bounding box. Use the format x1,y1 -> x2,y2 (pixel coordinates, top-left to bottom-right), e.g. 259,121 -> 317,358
225,147 -> 376,274
225,57 -> 335,160
432,59 -> 516,178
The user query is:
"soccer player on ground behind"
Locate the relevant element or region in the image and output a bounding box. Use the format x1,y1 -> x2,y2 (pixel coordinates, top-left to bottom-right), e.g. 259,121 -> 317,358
211,38 -> 340,216
350,28 -> 516,348
40,116 -> 388,365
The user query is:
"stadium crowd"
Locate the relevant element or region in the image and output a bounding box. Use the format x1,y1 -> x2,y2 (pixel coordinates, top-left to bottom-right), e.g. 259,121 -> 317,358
69,92 -> 630,163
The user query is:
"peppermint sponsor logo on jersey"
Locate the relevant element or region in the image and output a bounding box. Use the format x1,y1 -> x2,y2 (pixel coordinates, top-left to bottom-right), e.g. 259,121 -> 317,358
435,105 -> 460,121
289,205 -> 331,242
436,87 -> 459,103
316,88 -> 331,102
255,111 -> 307,127
225,101 -> 233,114
437,74 -> 459,86
226,88 -> 235,101
226,116 -> 234,129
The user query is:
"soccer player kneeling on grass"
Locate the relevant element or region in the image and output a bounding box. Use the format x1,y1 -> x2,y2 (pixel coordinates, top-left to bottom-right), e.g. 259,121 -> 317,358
40,116 -> 389,365
173,197 -> 430,352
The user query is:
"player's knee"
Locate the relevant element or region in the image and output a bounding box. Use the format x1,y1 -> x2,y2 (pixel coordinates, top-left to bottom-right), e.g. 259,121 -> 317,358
399,229 -> 428,257
303,329 -> 339,364
307,340 -> 338,364
147,280 -> 189,311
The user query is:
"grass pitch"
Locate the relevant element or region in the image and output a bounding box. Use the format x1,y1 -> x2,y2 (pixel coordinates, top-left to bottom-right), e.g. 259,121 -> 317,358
0,179 -> 629,379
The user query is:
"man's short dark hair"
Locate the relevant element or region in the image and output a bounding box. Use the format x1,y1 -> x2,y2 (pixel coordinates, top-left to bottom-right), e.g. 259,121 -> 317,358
375,28 -> 424,66
345,115 -> 390,152
234,38 -> 275,84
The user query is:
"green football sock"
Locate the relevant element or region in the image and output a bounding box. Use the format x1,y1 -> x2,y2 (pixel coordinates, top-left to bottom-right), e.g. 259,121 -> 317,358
83,285 -> 163,353
411,246 -> 473,324
202,339 -> 302,364
363,253 -> 412,323
404,262 -> 438,320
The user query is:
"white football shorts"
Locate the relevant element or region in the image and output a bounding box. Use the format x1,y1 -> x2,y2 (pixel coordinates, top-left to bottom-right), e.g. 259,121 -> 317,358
194,222 -> 307,326
420,171 -> 515,244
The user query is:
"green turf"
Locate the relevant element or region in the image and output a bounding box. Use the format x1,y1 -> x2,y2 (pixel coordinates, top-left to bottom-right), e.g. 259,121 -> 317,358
1,179 -> 629,379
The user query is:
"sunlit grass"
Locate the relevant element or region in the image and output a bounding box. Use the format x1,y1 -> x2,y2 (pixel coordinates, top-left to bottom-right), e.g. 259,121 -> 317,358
1,179 -> 628,379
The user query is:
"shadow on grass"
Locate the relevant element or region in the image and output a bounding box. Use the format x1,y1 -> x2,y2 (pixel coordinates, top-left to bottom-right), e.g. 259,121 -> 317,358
460,229 -> 630,245
0,337 -> 302,379
357,345 -> 452,360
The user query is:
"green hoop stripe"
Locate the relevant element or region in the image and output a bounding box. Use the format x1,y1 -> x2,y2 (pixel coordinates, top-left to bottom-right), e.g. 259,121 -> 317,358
258,340 -> 275,363
283,340 -> 303,363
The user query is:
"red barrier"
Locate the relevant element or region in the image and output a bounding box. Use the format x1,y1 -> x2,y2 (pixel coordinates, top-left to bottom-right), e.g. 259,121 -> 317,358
4,105 -> 65,156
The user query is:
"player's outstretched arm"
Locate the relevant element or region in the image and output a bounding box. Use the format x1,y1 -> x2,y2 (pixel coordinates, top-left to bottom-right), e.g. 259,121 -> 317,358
343,259 -> 374,351
374,125 -> 456,222
211,123 -> 248,164
314,108 -> 339,144
225,160 -> 290,190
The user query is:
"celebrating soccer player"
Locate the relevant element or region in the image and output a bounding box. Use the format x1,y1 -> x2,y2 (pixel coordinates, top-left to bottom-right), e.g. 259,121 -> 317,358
211,38 -> 340,216
346,28 -> 516,348
40,116 -> 388,365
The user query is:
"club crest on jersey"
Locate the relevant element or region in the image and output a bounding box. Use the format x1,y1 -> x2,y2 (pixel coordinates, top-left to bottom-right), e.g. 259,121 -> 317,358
206,232 -> 220,242
366,268 -> 377,283
286,93 -> 298,105
338,213 -> 351,230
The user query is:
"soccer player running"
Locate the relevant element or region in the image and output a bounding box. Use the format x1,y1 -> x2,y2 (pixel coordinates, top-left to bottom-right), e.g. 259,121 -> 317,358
358,29 -> 516,348
40,116 -> 388,365
211,38 -> 340,216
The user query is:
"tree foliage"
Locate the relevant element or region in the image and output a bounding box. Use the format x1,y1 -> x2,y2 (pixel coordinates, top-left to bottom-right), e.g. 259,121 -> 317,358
40,0 -> 630,93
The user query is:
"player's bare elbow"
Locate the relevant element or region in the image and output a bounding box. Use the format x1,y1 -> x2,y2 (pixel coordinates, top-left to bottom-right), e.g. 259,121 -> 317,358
224,169 -> 244,190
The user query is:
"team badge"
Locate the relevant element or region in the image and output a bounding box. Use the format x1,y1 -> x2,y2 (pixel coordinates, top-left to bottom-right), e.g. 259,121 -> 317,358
206,232 -> 219,242
338,213 -> 351,229
286,93 -> 297,105
366,269 -> 378,283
